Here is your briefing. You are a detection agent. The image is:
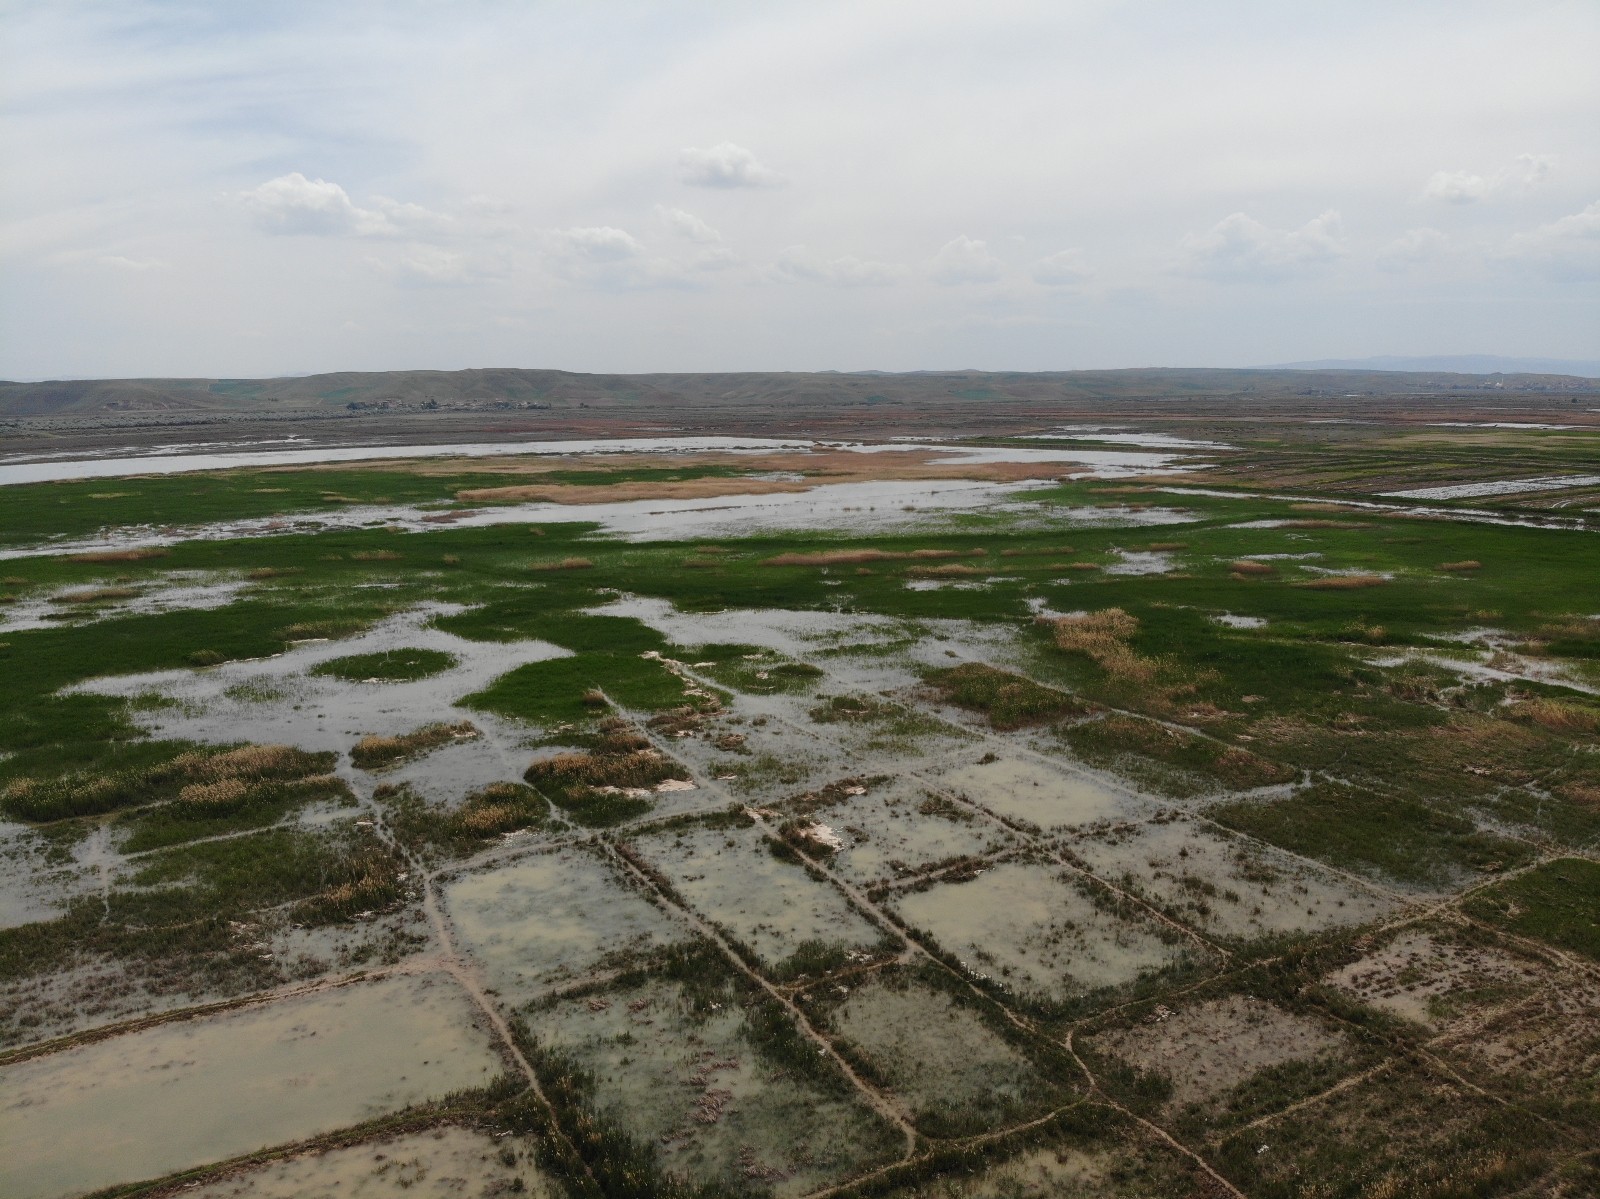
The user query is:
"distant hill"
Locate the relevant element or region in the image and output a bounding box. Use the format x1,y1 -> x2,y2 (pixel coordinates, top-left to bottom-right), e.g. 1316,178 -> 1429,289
1271,355 -> 1600,378
3,365 -> 1597,420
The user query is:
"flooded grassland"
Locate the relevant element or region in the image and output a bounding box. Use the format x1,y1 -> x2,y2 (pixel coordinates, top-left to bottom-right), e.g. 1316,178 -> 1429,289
1,425 -> 1599,1196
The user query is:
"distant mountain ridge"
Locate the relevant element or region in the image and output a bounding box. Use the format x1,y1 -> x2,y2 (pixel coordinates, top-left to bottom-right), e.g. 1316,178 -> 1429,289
2,365 -> 1597,419
1271,355 -> 1600,378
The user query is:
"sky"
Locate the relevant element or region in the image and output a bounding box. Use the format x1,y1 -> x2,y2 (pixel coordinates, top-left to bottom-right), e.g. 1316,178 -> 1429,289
1,0 -> 1597,380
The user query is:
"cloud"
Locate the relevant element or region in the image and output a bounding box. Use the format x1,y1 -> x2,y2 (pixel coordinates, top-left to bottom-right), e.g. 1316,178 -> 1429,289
1424,171 -> 1491,205
96,254 -> 168,272
1424,153 -> 1555,204
773,246 -> 902,286
1505,200 -> 1600,280
1030,249 -> 1094,286
678,142 -> 784,188
238,172 -> 447,238
1377,227 -> 1449,271
376,246 -> 507,287
929,235 -> 1003,285
655,206 -> 723,244
542,225 -> 712,289
547,225 -> 644,263
1180,210 -> 1345,281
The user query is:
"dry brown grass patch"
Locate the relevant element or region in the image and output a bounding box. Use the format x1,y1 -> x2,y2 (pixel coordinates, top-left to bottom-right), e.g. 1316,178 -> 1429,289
66,549 -> 169,563
1509,698 -> 1600,735
176,743 -> 306,781
1067,562 -> 1101,572
1279,519 -> 1373,529
1045,608 -> 1160,684
54,586 -> 140,604
350,550 -> 403,561
1230,560 -> 1275,576
456,478 -> 814,504
530,557 -> 594,571
177,778 -> 251,807
1146,541 -> 1187,551
907,563 -> 983,578
1558,781 -> 1600,809
1439,560 -> 1482,572
351,721 -> 479,769
1295,574 -> 1388,590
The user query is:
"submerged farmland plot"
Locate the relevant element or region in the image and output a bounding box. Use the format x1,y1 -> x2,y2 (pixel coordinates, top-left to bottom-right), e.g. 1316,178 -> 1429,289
1,421 -> 1599,1198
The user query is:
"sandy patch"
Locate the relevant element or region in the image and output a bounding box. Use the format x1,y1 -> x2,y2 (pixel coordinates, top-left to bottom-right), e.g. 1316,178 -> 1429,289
1323,929 -> 1539,1029
1091,994 -> 1343,1109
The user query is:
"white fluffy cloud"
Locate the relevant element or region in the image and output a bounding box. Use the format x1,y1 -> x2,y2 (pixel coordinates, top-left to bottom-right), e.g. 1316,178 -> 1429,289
655,206 -> 723,244
773,246 -> 902,286
929,235 -> 1002,285
238,172 -> 449,238
547,225 -> 643,263
678,142 -> 784,189
1424,154 -> 1554,204
1030,249 -> 1094,286
1506,200 -> 1600,279
1377,228 -> 1449,271
1181,211 -> 1345,281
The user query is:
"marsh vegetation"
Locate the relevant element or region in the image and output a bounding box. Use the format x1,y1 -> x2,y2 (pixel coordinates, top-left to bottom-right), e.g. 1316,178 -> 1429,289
2,412 -> 1599,1197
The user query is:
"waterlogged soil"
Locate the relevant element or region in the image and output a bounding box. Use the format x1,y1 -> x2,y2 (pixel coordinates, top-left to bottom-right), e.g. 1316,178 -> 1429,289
0,973 -> 504,1199
891,861 -> 1191,1003
798,777 -> 1014,887
74,603 -> 565,806
185,1126 -> 558,1198
933,754 -> 1154,833
632,823 -> 885,970
1445,976 -> 1600,1096
875,1142 -> 1185,1198
529,977 -> 899,1195
0,822 -> 95,930
0,571 -> 250,634
1324,928 -> 1544,1029
1091,994 -> 1346,1110
828,977 -> 1045,1122
1065,816 -> 1396,941
443,845 -> 688,1003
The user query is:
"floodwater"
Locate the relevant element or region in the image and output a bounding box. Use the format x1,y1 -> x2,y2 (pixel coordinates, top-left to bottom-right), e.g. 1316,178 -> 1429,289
530,976 -> 897,1195
185,1126 -> 558,1198
0,433 -> 1195,487
443,845 -> 688,999
0,821 -> 95,929
817,778 -> 1015,887
0,436 -> 1210,561
633,822 -> 884,968
891,860 -> 1188,1001
0,973 -> 504,1199
0,572 -> 251,634
0,435 -> 819,485
70,603 -> 567,804
1385,474 -> 1600,500
1066,817 -> 1395,940
830,977 -> 1037,1113
934,755 -> 1151,831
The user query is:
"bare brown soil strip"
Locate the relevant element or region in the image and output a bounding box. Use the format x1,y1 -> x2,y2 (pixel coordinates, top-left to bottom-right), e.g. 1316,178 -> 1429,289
457,477 -> 817,503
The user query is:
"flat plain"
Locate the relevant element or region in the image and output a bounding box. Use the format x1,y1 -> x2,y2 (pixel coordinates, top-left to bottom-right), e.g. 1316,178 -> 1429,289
2,374 -> 1599,1198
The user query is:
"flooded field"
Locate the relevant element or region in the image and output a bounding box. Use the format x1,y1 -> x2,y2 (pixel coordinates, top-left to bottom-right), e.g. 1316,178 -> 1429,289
892,860 -> 1195,1003
4,421 -> 1599,1195
185,1126 -> 558,1198
0,974 -> 504,1199
528,974 -> 900,1195
444,845 -> 688,1001
633,821 -> 888,971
